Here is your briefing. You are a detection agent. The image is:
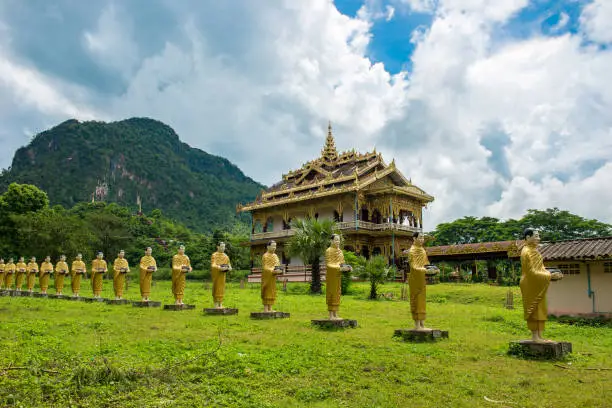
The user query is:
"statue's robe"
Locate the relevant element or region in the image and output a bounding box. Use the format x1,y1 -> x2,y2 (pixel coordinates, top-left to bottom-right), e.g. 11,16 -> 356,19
4,263 -> 16,289
54,261 -> 69,293
325,247 -> 344,312
15,262 -> 27,290
408,244 -> 429,321
520,244 -> 551,332
39,261 -> 54,292
172,254 -> 191,302
261,252 -> 280,306
91,259 -> 107,296
211,252 -> 231,303
26,262 -> 39,291
139,255 -> 156,298
71,260 -> 86,295
0,263 -> 5,289
113,258 -> 130,298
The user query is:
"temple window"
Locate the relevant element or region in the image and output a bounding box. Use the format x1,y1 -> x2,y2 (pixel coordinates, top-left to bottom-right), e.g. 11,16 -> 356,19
557,263 -> 581,275
604,262 -> 612,273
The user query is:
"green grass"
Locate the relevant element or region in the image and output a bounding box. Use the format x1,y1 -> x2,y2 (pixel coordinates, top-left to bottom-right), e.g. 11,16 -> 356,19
0,282 -> 610,407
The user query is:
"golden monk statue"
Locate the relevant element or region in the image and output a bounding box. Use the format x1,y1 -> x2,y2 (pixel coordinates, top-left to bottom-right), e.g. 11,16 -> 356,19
54,255 -> 69,296
520,229 -> 563,343
171,245 -> 192,305
71,253 -> 86,297
405,232 -> 437,331
4,258 -> 16,290
26,257 -> 39,293
91,252 -> 107,298
40,256 -> 54,294
113,250 -> 130,300
325,234 -> 352,320
15,257 -> 27,292
139,247 -> 157,302
211,241 -> 232,309
0,259 -> 5,290
261,240 -> 283,312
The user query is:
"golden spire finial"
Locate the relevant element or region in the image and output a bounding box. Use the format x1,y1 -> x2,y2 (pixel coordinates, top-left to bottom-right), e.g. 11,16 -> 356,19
321,121 -> 338,162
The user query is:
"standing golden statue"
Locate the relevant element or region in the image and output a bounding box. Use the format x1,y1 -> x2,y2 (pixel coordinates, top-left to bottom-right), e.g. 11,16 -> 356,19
15,257 -> 27,292
261,240 -> 283,312
325,234 -> 352,320
4,258 -> 16,290
26,257 -> 39,293
91,252 -> 107,298
0,259 -> 5,290
171,245 -> 192,305
39,256 -> 54,295
54,255 -> 69,296
71,253 -> 86,297
113,250 -> 130,300
139,247 -> 157,302
211,241 -> 232,309
520,229 -> 563,343
405,232 -> 438,330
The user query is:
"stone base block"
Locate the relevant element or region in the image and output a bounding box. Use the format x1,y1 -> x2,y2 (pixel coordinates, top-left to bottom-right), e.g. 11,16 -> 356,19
250,311 -> 290,319
0,290 -> 13,296
508,340 -> 572,360
204,308 -> 238,315
13,291 -> 33,297
311,319 -> 358,329
132,301 -> 162,308
106,299 -> 131,305
67,296 -> 85,301
163,304 -> 196,311
33,293 -> 49,298
82,297 -> 107,303
393,328 -> 449,342
50,294 -> 68,299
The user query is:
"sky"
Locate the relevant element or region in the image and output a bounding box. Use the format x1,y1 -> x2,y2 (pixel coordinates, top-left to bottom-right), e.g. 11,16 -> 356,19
0,0 -> 611,229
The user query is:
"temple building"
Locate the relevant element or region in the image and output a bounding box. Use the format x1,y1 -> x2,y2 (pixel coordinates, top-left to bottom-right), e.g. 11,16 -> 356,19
237,124 -> 434,277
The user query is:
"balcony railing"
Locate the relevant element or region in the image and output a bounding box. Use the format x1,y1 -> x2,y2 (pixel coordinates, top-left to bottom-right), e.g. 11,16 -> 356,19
250,221 -> 421,241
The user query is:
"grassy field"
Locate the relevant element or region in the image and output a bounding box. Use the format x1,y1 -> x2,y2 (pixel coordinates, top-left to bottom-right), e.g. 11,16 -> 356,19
0,280 -> 610,408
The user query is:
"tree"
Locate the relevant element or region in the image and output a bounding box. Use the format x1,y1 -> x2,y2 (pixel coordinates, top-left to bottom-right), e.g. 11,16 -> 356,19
342,250 -> 365,295
521,208 -> 612,241
357,255 -> 395,300
286,218 -> 337,294
0,183 -> 49,215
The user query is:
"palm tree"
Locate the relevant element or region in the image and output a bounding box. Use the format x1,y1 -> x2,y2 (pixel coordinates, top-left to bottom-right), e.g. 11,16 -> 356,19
286,218 -> 337,294
357,255 -> 396,299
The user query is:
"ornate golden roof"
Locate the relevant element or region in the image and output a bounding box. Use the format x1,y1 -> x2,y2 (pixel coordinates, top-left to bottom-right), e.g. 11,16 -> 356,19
237,124 -> 434,212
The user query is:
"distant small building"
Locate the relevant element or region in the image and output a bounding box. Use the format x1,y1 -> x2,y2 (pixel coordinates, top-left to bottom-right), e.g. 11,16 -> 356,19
540,237 -> 612,317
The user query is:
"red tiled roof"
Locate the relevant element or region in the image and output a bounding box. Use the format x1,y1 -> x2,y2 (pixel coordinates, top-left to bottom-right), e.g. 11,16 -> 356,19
539,237 -> 612,260
425,240 -> 523,257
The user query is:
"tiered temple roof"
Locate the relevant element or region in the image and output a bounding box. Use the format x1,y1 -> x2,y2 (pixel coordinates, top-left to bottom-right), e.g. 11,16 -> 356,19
237,124 -> 434,212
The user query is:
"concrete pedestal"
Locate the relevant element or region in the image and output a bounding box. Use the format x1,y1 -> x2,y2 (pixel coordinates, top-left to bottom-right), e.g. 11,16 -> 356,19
0,290 -> 13,296
132,301 -> 162,308
508,340 -> 572,360
163,304 -> 196,311
82,297 -> 107,303
50,294 -> 68,299
311,319 -> 358,329
393,328 -> 449,342
106,299 -> 131,305
204,308 -> 238,315
13,291 -> 33,297
250,311 -> 290,319
67,296 -> 85,301
33,293 -> 49,298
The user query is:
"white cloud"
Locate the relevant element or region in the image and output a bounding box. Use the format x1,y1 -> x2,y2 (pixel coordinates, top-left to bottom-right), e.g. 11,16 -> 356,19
580,0 -> 612,44
551,12 -> 569,32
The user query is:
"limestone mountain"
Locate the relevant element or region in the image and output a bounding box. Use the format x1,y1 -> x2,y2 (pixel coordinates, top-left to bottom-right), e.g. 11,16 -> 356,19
0,118 -> 263,232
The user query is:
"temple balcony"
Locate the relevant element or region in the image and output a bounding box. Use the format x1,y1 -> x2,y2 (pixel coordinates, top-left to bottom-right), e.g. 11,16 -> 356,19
250,220 -> 422,241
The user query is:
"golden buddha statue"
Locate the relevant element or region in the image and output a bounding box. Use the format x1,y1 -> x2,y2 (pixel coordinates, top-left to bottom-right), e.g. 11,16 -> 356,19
26,257 -> 39,292
211,241 -> 232,309
405,232 -> 436,331
113,250 -> 130,300
325,234 -> 352,320
71,253 -> 86,297
520,228 -> 563,343
91,252 -> 107,298
54,255 -> 69,295
139,247 -> 156,302
0,259 -> 5,290
15,257 -> 27,291
4,258 -> 16,289
40,256 -> 54,294
171,245 -> 192,305
261,240 -> 283,312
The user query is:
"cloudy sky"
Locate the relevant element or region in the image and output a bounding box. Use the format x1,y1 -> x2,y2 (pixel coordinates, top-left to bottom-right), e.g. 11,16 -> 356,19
1,0 -> 611,229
